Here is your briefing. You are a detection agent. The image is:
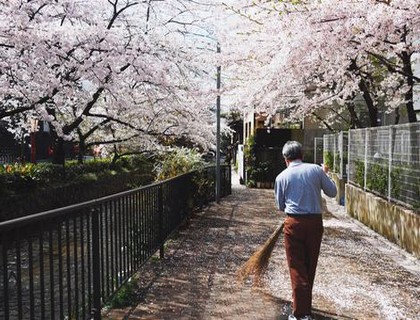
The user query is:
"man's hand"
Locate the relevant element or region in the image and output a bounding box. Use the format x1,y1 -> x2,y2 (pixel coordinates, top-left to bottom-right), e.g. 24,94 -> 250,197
321,163 -> 329,173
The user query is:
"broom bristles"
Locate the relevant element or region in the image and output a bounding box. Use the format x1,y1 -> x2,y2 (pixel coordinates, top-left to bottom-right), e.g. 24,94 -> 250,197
237,223 -> 284,286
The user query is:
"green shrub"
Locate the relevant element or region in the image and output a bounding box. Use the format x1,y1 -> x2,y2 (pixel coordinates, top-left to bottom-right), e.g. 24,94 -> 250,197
353,160 -> 418,209
323,151 -> 334,170
191,171 -> 215,208
355,160 -> 365,187
366,163 -> 388,195
109,279 -> 138,308
154,148 -> 205,181
0,155 -> 154,198
390,166 -> 401,199
244,135 -> 257,187
248,161 -> 270,183
0,163 -> 42,193
359,162 -> 401,198
334,153 -> 341,174
76,172 -> 98,183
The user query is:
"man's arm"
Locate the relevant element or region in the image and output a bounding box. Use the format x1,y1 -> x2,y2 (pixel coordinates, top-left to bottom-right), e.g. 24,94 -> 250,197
274,178 -> 286,210
320,169 -> 337,197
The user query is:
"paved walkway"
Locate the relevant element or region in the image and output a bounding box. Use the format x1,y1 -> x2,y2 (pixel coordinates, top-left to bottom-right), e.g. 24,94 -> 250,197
104,173 -> 420,320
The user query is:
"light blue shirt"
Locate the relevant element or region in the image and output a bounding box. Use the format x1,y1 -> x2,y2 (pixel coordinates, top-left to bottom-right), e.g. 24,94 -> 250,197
274,160 -> 337,214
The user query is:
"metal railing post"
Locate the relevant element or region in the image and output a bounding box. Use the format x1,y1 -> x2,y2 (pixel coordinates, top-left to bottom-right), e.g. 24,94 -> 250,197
364,129 -> 369,190
388,126 -> 393,201
348,130 -> 352,182
158,184 -> 164,259
215,43 -> 221,203
228,165 -> 232,195
2,238 -> 9,320
333,133 -> 337,173
91,207 -> 102,320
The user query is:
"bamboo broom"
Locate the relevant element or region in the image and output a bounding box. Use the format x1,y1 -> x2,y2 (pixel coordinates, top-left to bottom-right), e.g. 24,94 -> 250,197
237,222 -> 284,286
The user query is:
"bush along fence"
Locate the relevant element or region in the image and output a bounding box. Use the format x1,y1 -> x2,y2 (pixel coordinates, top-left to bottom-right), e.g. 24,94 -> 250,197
0,156 -> 155,221
347,123 -> 420,210
323,131 -> 348,179
0,165 -> 231,320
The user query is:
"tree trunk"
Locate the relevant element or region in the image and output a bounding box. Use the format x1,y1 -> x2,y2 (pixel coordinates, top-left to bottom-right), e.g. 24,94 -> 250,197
346,101 -> 362,129
111,144 -> 119,168
401,51 -> 417,123
358,78 -> 378,127
394,107 -> 400,125
77,129 -> 85,164
349,59 -> 378,127
46,108 -> 65,166
52,137 -> 65,166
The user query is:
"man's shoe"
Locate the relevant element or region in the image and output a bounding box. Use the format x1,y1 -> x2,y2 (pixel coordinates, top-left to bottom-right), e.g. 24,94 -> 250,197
288,315 -> 313,320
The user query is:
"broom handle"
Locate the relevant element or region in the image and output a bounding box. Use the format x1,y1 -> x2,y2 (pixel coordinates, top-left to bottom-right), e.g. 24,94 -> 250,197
257,222 -> 284,251
268,222 -> 284,242
275,222 -> 284,233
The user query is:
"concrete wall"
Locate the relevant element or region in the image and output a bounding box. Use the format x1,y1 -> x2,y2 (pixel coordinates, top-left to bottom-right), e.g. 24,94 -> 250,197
346,184 -> 420,258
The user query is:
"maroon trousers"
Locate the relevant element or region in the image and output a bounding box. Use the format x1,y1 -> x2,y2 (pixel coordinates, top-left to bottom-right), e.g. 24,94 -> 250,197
284,215 -> 323,317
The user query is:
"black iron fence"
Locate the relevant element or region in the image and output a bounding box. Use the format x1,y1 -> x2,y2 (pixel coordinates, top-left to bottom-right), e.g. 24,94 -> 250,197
0,146 -> 20,164
0,171 -> 154,222
0,165 -> 231,320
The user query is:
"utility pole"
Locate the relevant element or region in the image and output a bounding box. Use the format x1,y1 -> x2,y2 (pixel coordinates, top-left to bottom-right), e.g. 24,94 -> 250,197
216,43 -> 221,203
30,118 -> 38,163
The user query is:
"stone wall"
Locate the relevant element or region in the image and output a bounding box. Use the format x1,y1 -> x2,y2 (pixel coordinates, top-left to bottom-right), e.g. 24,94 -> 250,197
346,184 -> 420,258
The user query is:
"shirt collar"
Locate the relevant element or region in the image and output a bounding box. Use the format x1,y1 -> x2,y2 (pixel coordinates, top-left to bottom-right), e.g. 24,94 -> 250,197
289,160 -> 303,167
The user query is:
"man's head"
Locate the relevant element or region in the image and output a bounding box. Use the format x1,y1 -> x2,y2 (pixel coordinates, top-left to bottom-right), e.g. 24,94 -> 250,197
282,141 -> 303,162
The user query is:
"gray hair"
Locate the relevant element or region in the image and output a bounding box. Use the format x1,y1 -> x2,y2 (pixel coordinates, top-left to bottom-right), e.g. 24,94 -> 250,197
282,141 -> 303,161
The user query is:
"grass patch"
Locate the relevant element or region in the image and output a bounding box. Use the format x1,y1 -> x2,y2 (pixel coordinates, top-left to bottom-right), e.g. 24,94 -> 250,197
109,279 -> 138,308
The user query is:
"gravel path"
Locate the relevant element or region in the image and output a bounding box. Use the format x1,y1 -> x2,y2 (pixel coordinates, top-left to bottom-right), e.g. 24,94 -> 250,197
104,174 -> 420,320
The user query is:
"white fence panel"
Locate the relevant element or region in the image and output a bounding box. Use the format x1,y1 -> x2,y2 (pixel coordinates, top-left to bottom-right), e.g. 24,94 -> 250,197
348,123 -> 420,209
323,132 -> 348,179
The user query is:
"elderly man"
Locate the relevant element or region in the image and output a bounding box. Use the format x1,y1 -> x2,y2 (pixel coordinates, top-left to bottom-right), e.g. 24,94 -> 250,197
274,141 -> 337,320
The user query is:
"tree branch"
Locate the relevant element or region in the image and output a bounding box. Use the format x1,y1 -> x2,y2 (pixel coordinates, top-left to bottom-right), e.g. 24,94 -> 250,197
85,134 -> 141,147
28,4 -> 48,21
366,50 -> 420,83
311,112 -> 336,132
0,88 -> 59,119
82,118 -> 112,140
107,1 -> 140,30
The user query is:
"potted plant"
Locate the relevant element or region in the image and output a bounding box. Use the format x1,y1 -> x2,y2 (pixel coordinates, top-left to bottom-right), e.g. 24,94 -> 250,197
254,161 -> 271,188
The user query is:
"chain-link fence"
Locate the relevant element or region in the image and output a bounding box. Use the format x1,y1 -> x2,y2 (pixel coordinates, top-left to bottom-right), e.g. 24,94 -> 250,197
314,137 -> 323,165
348,123 -> 420,210
323,132 -> 348,179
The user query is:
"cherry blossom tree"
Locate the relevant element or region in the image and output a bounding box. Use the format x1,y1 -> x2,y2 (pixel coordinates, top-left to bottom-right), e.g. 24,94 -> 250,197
221,0 -> 419,128
5,0 -> 415,168
0,0 -> 221,164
